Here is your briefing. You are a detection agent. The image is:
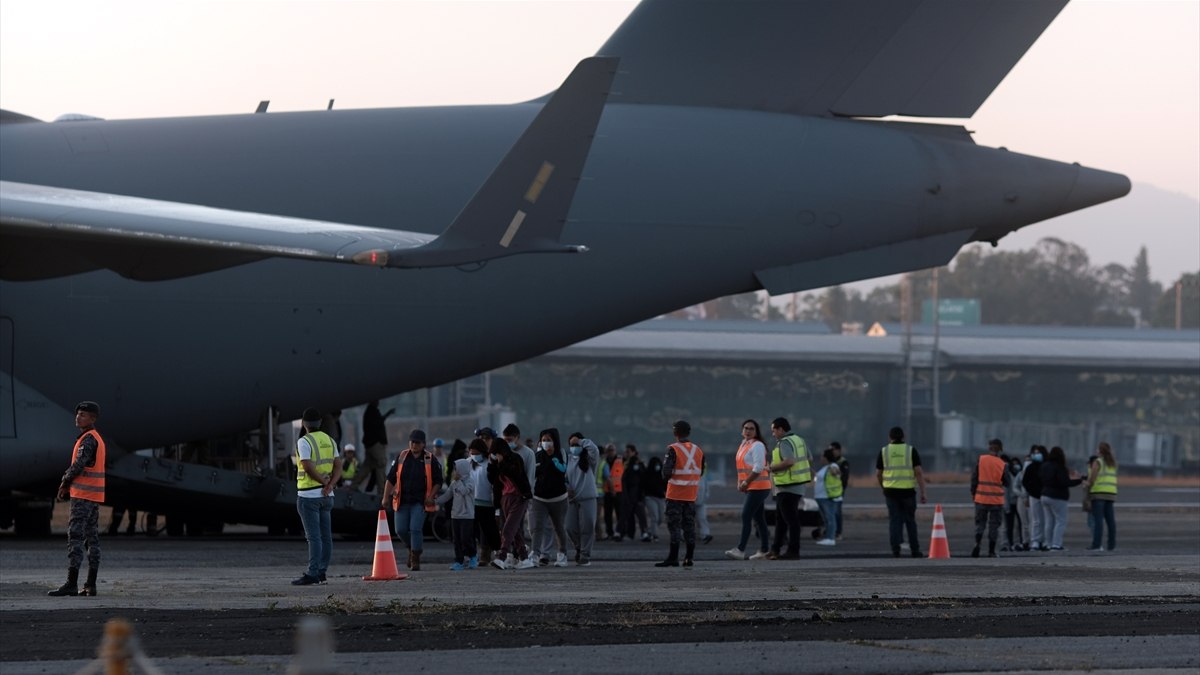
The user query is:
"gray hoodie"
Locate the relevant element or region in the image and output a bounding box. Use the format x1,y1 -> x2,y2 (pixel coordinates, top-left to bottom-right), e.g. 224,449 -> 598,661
566,438 -> 601,501
436,458 -> 476,519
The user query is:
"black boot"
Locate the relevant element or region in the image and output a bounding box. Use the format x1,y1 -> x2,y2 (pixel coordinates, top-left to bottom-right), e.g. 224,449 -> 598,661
971,536 -> 981,558
682,542 -> 695,567
79,567 -> 99,596
987,541 -> 998,558
655,543 -> 679,567
48,568 -> 79,596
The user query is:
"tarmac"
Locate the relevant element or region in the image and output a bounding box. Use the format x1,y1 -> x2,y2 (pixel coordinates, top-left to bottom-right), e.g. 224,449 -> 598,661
1,484 -> 1197,674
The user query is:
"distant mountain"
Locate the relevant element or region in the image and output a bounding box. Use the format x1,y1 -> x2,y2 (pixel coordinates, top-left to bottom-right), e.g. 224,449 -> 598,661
1000,182 -> 1199,285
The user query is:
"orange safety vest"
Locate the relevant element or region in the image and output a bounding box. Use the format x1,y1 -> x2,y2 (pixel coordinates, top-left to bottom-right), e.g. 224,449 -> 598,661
974,453 -> 1006,506
665,442 -> 704,502
736,440 -> 772,491
392,450 -> 437,513
68,429 -> 106,503
610,458 -> 625,494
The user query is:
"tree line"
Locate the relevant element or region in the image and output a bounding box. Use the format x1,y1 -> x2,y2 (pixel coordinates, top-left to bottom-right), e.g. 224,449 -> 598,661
687,238 -> 1199,329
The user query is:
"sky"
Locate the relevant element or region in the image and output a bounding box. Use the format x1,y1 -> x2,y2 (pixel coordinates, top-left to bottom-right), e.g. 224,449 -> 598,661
1,0 -> 1197,281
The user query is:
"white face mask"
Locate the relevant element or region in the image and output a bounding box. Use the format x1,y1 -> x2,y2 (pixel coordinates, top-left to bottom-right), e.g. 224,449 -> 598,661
540,441 -> 554,452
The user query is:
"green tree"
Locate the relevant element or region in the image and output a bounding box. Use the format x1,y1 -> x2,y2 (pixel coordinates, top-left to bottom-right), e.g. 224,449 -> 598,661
1151,272 -> 1200,329
1128,246 -> 1162,326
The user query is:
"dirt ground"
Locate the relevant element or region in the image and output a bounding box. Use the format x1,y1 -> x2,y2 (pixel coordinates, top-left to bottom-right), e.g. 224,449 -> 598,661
2,595 -> 1197,660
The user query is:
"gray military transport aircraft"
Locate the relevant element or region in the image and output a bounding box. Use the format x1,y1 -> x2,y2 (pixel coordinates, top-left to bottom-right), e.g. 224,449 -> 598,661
0,0 -> 1129,535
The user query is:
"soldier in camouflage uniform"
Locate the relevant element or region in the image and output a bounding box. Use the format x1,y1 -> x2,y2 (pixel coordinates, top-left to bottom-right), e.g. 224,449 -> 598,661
49,401 -> 106,597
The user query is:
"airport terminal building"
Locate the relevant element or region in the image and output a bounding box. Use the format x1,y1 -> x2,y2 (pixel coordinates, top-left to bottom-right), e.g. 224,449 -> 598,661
439,320 -> 1200,476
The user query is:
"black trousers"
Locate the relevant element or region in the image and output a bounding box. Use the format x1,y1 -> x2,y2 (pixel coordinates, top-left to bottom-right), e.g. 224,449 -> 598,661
772,492 -> 802,556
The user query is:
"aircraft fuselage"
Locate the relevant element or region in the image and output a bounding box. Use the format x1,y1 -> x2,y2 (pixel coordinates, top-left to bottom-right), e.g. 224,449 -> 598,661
0,103 -> 1128,485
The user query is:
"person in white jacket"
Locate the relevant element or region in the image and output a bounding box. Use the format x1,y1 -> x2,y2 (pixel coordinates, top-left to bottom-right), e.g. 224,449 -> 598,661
565,432 -> 601,566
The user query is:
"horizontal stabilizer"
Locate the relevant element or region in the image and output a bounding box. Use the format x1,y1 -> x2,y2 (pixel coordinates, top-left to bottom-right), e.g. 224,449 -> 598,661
0,57 -> 619,281
754,229 -> 976,296
597,0 -> 1066,118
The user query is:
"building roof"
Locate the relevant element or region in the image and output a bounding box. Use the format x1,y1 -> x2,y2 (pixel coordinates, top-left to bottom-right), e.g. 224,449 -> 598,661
544,320 -> 1200,370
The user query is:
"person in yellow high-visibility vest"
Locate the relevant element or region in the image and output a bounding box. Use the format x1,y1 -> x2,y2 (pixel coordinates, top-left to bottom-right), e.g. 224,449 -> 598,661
293,407 -> 342,585
767,417 -> 811,559
1086,441 -> 1119,551
339,443 -> 359,486
876,426 -> 927,558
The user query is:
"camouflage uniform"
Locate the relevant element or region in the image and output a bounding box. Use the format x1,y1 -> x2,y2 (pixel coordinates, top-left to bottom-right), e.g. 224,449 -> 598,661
67,499 -> 101,568
63,431 -> 102,569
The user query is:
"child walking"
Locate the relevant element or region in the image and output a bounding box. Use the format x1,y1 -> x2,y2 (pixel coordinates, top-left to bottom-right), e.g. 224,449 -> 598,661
438,458 -> 477,570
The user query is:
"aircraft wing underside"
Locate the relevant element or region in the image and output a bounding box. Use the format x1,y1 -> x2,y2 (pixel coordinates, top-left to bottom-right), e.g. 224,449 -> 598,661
0,56 -> 619,281
0,181 -> 436,280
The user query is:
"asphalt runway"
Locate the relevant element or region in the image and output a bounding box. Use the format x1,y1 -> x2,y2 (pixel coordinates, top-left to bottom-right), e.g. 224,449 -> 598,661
1,490 -> 1197,674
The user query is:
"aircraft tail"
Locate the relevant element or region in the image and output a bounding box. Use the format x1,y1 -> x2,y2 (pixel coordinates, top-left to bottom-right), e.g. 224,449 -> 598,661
597,0 -> 1066,118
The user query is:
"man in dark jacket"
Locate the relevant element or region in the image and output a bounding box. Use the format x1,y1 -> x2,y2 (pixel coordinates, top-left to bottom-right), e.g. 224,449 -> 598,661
352,401 -> 394,493
620,444 -> 650,542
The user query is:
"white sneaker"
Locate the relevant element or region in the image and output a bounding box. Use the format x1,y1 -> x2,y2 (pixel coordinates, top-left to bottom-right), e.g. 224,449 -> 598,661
816,538 -> 836,546
491,556 -> 508,570
724,547 -> 747,560
506,553 -> 519,569
748,550 -> 769,560
899,542 -> 910,551
515,557 -> 536,570
554,552 -> 569,568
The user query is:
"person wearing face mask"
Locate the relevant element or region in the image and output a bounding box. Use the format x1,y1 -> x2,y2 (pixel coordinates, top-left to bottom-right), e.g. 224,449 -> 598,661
530,428 -> 571,567
1001,455 -> 1024,552
468,439 -> 501,566
488,435 -> 534,570
1021,445 -> 1048,551
621,444 -> 650,543
502,424 -> 537,498
565,432 -> 601,565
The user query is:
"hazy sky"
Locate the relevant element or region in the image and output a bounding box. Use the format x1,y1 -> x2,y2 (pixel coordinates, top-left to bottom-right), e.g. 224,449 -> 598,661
2,0 -> 1197,291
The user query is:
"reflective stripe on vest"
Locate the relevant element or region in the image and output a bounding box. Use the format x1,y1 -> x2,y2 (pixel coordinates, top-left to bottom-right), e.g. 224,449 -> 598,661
736,440 -> 772,491
1090,459 -> 1118,496
69,429 -> 106,503
296,431 -> 336,491
392,450 -> 437,513
881,443 -> 915,489
665,442 -> 703,502
342,458 -> 358,481
823,466 -> 844,499
771,434 -> 812,486
611,459 -> 625,493
975,453 -> 1006,505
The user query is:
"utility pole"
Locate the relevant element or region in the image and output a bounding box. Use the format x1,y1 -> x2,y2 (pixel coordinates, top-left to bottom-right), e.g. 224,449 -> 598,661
902,274 -> 913,437
932,267 -> 943,469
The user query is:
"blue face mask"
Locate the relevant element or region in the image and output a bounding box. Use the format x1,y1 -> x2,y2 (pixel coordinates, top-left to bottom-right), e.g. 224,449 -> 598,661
1032,453 -> 1044,462
507,441 -> 517,450
568,446 -> 582,456
471,454 -> 485,464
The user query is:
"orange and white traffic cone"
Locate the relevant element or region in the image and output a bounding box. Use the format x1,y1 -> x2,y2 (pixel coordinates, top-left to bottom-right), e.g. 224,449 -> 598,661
363,510 -> 408,581
927,503 -> 951,559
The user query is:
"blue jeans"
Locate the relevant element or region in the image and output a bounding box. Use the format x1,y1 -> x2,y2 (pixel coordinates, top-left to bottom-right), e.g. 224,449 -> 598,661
1090,498 -> 1116,549
296,496 -> 333,579
737,489 -> 770,552
817,498 -> 841,539
394,503 -> 428,553
1042,496 -> 1069,548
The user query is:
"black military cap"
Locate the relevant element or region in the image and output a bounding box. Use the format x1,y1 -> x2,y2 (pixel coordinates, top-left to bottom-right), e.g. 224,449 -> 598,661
75,401 -> 100,416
